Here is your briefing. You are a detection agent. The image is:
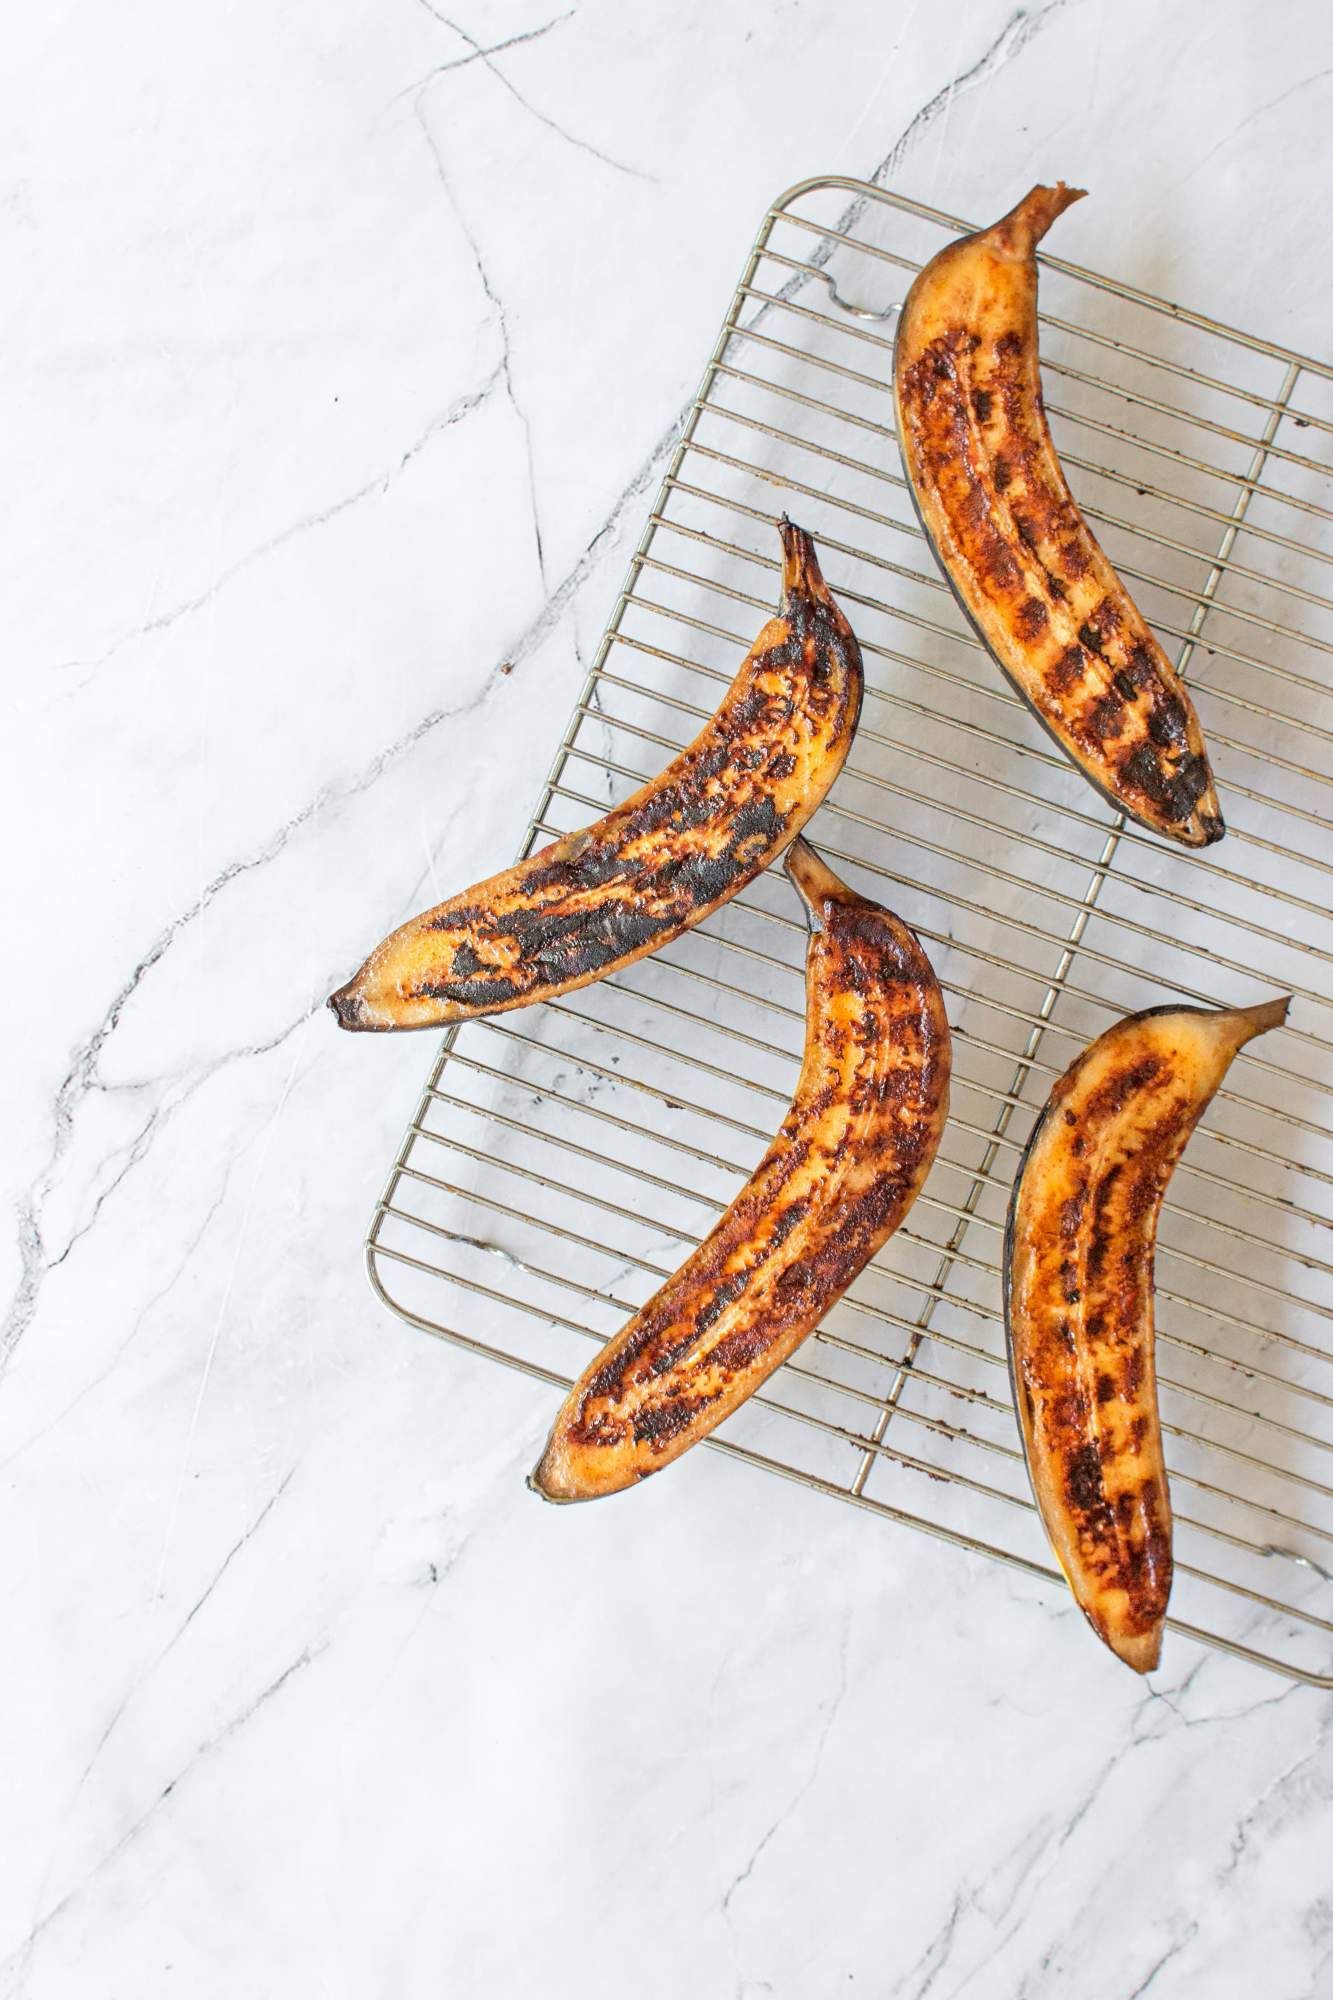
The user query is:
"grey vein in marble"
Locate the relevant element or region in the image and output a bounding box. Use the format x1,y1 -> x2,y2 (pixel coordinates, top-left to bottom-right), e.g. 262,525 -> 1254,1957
52,368 -> 506,690
412,0 -> 654,183
412,95 -> 552,588
770,0 -> 1077,322
399,8 -> 575,98
5,1643 -> 328,1982
4,391 -> 681,1372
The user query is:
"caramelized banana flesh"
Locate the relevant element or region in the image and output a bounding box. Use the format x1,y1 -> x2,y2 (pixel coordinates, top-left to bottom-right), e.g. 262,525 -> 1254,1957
894,184 -> 1224,848
1005,995 -> 1289,1671
329,520 -> 862,1031
531,840 -> 951,1501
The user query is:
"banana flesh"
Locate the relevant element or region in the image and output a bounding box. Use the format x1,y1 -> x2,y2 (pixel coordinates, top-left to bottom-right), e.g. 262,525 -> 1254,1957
894,184 -> 1224,848
1005,995 -> 1289,1671
530,839 -> 952,1502
329,519 -> 862,1031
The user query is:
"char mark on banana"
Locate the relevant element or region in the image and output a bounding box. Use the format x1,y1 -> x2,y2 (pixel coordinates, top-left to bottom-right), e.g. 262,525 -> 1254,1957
530,840 -> 952,1502
1005,994 -> 1289,1671
328,519 -> 863,1031
894,183 -> 1225,849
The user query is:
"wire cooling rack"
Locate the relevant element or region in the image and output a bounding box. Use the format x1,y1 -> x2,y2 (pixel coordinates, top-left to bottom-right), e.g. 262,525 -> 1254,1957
367,178 -> 1333,1688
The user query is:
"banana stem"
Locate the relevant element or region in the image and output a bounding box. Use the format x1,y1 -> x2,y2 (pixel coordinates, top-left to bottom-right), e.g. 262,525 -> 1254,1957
991,181 -> 1086,258
778,515 -> 832,607
1232,993 -> 1292,1043
785,836 -> 851,927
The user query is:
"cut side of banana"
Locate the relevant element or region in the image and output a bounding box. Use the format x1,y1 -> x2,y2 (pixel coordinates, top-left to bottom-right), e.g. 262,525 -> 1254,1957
530,839 -> 952,1502
329,519 -> 863,1031
1005,995 -> 1289,1671
894,184 -> 1224,849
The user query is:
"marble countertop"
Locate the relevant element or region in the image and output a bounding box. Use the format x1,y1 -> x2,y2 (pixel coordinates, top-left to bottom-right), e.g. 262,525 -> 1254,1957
6,1 -> 1333,1993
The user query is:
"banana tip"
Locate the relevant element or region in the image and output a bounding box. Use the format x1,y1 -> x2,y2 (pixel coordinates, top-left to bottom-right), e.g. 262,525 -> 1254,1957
777,515 -> 828,603
527,1449 -> 578,1504
328,980 -> 398,1032
328,984 -> 373,1031
1110,1625 -> 1163,1676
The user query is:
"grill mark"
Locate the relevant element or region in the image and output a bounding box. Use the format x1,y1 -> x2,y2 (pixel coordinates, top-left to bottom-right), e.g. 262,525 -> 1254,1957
1065,1441 -> 1104,1513
632,1392 -> 719,1450
902,324 -> 1218,845
944,362 -> 1200,820
1146,691 -> 1190,749
692,1270 -> 752,1339
1119,643 -> 1157,691
1038,599 -> 1207,824
1048,643 -> 1086,695
1119,745 -> 1211,822
415,731 -> 806,1005
1081,1054 -> 1165,1123
416,973 -> 523,1010
906,337 -> 1025,595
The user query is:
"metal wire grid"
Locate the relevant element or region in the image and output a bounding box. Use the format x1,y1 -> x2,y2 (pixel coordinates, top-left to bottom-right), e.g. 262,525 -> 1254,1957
367,178 -> 1333,1688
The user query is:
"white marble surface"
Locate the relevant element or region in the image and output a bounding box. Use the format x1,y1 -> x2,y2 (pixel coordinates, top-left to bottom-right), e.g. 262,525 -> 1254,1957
5,1 -> 1333,1993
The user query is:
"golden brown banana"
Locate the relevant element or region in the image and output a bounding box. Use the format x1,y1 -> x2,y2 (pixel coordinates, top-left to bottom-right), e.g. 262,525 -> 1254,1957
894,184 -> 1224,848
531,839 -> 951,1502
329,520 -> 862,1031
1005,994 -> 1289,1672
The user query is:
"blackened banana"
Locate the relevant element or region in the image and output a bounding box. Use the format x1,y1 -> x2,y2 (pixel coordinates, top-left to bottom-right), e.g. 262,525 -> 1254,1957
894,184 -> 1224,848
530,839 -> 951,1501
329,520 -> 862,1030
1005,994 -> 1289,1672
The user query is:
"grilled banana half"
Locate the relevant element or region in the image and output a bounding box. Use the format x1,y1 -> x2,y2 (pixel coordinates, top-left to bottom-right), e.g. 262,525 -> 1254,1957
1005,994 -> 1289,1671
329,519 -> 861,1031
894,183 -> 1224,848
531,839 -> 951,1502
